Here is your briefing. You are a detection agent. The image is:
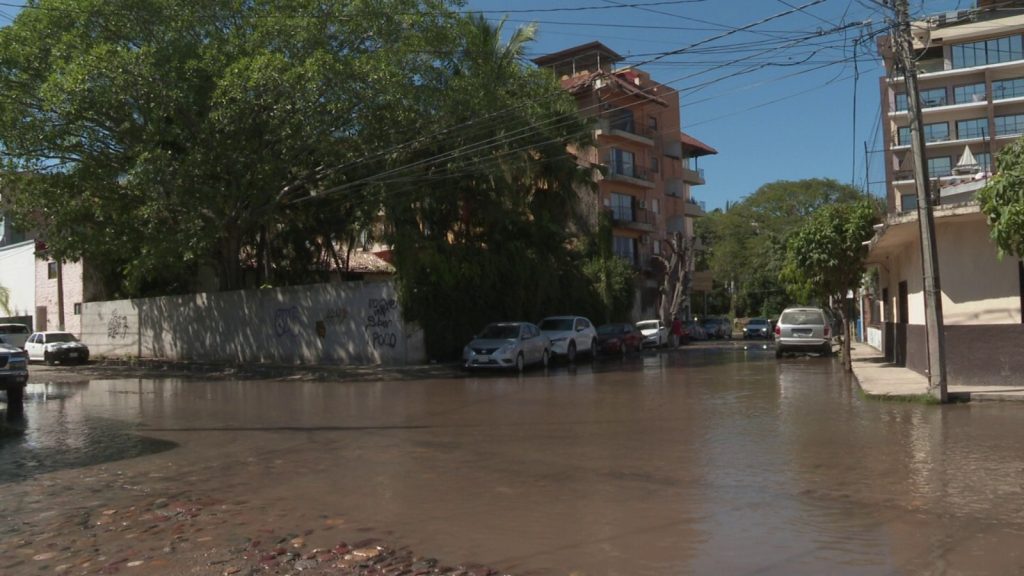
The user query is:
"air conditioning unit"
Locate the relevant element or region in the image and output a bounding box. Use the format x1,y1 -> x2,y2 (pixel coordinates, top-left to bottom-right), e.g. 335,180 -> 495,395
637,200 -> 646,209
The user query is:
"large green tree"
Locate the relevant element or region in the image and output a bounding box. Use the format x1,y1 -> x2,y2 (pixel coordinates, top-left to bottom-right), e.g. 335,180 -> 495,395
978,137 -> 1024,258
698,178 -> 866,319
0,0 -> 461,296
386,15 -> 609,358
780,197 -> 880,370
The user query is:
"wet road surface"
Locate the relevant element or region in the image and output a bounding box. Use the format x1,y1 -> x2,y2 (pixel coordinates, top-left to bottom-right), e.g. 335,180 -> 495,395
4,342 -> 1024,575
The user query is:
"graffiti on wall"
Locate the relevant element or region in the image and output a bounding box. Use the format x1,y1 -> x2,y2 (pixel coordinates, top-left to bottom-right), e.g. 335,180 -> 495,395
366,298 -> 398,349
274,306 -> 301,338
107,310 -> 129,340
323,307 -> 349,325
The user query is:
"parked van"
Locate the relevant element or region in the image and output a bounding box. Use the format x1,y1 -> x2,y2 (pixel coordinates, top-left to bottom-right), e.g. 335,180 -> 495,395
0,324 -> 31,349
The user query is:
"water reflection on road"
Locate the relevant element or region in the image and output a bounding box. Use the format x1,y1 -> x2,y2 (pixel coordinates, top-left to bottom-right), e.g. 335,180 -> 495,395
4,344 -> 1024,574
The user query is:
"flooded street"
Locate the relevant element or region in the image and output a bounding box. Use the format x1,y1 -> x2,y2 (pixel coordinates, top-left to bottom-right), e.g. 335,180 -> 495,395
4,344 -> 1024,575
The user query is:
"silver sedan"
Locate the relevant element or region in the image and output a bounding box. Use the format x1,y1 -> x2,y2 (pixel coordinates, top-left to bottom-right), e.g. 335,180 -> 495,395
463,322 -> 551,372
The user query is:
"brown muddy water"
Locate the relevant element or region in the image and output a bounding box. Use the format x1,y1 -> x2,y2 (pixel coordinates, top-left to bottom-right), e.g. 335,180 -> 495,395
3,344 -> 1024,575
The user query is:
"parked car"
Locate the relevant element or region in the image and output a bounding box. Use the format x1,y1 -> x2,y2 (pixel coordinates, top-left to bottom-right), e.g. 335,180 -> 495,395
463,322 -> 550,372
25,331 -> 90,365
596,323 -> 643,356
0,323 -> 30,349
636,319 -> 669,348
743,318 -> 773,340
0,335 -> 29,405
703,317 -> 732,340
684,321 -> 707,341
774,307 -> 832,358
538,316 -> 598,362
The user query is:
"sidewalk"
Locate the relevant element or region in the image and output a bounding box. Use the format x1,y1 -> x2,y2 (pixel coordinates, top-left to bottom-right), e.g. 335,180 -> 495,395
849,343 -> 1024,402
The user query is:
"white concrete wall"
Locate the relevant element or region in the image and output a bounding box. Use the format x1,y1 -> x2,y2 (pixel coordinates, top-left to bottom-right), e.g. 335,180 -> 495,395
0,241 -> 36,318
81,281 -> 426,366
879,215 -> 1021,327
936,217 -> 1021,325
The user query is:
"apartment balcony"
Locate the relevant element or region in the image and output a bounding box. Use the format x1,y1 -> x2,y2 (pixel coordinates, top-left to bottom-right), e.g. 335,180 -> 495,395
682,166 -> 705,185
596,118 -> 655,147
684,198 -> 706,218
663,140 -> 683,159
604,160 -> 656,188
611,207 -> 656,232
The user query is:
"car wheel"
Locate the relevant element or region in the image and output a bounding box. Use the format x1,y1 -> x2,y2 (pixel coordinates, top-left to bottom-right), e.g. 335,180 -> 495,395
44,351 -> 55,366
515,353 -> 525,372
567,341 -> 577,363
620,341 -> 627,358
590,338 -> 598,358
775,347 -> 783,359
541,349 -> 550,369
821,343 -> 833,357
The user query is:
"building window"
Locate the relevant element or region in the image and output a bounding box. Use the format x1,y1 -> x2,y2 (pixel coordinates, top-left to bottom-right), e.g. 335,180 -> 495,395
993,77 -> 1024,100
976,151 -> 992,171
956,118 -> 988,140
923,122 -> 949,143
928,156 -> 952,177
610,148 -> 636,178
901,194 -> 918,211
894,92 -> 908,112
920,87 -> 947,108
610,193 -> 634,222
952,35 -> 1024,69
996,114 -> 1024,137
647,115 -> 658,132
954,82 -> 987,104
73,303 -> 82,315
895,88 -> 947,111
652,239 -> 661,255
609,109 -> 635,133
651,198 -> 660,214
47,261 -> 57,279
649,156 -> 659,174
613,235 -> 636,265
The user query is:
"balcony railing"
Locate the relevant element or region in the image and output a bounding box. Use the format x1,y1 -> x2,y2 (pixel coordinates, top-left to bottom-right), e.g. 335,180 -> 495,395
682,166 -> 705,185
605,158 -> 654,186
597,118 -> 656,144
611,206 -> 656,232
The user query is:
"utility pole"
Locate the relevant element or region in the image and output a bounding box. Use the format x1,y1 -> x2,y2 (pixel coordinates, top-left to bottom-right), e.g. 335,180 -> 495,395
891,0 -> 947,402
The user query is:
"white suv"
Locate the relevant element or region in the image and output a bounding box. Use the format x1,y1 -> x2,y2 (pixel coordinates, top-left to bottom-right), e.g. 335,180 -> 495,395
538,316 -> 598,362
774,307 -> 832,358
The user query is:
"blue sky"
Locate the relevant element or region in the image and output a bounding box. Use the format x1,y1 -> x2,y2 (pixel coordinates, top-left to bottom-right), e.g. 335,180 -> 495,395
464,0 -> 971,209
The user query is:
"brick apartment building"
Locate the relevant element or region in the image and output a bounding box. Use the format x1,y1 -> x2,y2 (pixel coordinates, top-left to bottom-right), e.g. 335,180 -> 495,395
534,42 -> 716,320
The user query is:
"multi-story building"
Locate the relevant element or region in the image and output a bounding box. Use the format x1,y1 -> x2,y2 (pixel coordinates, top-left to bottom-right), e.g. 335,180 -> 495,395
868,0 -> 1024,385
533,42 -> 716,320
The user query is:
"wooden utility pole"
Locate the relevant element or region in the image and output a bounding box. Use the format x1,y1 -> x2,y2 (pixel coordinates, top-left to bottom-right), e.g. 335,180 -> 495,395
891,0 -> 947,402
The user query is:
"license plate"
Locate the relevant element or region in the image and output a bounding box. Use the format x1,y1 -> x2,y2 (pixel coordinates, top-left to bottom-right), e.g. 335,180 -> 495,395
792,329 -> 812,337
475,355 -> 490,362
68,352 -> 79,358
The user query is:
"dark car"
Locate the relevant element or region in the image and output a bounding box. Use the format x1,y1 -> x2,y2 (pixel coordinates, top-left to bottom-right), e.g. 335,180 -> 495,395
0,335 -> 29,405
684,321 -> 707,341
702,317 -> 732,340
596,323 -> 643,356
743,318 -> 773,340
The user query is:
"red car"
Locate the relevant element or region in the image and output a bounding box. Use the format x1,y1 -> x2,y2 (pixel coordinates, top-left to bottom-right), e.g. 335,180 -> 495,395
596,323 -> 644,356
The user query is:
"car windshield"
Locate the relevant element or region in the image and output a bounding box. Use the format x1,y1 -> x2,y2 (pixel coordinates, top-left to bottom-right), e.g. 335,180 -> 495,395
478,324 -> 519,339
597,324 -> 621,335
0,325 -> 28,334
636,321 -> 659,331
46,332 -> 79,343
748,319 -> 768,326
779,310 -> 824,326
539,318 -> 573,331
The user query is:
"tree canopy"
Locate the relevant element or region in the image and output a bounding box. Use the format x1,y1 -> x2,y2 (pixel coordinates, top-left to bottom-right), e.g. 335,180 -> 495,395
978,137 -> 1024,258
0,0 -> 464,296
780,197 -> 879,369
696,178 -> 866,318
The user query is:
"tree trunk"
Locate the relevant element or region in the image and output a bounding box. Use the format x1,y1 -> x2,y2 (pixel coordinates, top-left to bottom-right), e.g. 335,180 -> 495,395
218,228 -> 243,292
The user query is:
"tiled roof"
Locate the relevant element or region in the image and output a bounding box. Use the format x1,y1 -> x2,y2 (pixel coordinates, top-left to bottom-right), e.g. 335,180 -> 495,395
680,132 -> 717,156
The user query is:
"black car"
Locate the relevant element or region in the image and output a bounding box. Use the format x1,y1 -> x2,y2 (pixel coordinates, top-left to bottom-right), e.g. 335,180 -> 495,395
743,318 -> 773,340
0,335 -> 29,405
